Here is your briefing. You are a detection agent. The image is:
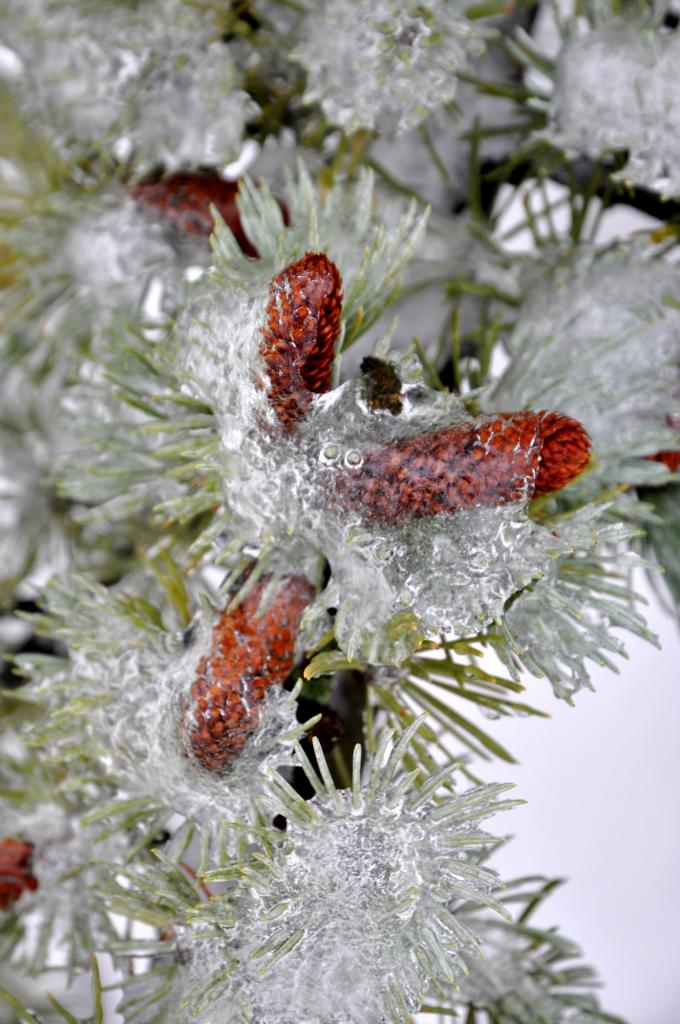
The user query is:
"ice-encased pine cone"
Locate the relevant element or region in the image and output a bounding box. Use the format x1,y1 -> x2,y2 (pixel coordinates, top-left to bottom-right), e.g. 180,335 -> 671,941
0,838 -> 38,910
180,575 -> 315,772
128,171 -> 290,256
648,450 -> 680,472
260,252 -> 343,433
334,411 -> 591,523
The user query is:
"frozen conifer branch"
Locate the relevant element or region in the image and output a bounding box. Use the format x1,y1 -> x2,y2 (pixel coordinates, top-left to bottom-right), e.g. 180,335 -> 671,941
99,719 -> 519,1024
1,2 -> 677,1020
428,876 -> 626,1022
16,569 -> 319,858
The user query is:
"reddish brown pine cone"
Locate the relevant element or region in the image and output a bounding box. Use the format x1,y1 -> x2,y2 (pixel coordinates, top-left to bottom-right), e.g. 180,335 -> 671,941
0,838 -> 38,910
260,252 -> 343,433
531,410 -> 592,494
334,411 -> 591,524
128,171 -> 260,256
647,450 -> 680,472
181,574 -> 315,773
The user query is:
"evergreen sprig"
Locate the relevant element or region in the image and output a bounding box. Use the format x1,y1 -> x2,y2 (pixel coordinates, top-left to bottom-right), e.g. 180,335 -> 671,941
1,1 -> 676,1020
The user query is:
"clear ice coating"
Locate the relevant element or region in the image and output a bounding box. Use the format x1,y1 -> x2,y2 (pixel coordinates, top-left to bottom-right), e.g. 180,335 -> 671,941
491,499 -> 657,701
0,0 -> 252,170
290,0 -> 488,134
447,882 -> 611,1023
545,21 -> 680,198
490,244 -> 680,475
28,578 -> 307,853
173,724 -> 515,1024
62,192 -> 185,313
308,378 -> 583,663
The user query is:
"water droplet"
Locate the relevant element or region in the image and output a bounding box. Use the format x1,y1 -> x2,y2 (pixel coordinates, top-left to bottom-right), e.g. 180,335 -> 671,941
321,443 -> 340,463
344,449 -> 364,468
373,542 -> 395,562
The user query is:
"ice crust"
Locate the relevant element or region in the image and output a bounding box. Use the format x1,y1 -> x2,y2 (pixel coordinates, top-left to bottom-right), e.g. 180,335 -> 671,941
0,0 -> 252,170
173,735 -> 508,1024
291,0 -> 488,134
494,557 -> 626,701
491,245 -> 680,471
546,22 -> 680,198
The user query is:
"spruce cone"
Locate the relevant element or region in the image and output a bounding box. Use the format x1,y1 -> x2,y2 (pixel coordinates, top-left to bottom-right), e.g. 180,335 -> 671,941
648,450 -> 680,472
260,252 -> 343,433
181,575 -> 315,773
129,171 -> 260,255
334,411 -> 591,523
0,838 -> 38,910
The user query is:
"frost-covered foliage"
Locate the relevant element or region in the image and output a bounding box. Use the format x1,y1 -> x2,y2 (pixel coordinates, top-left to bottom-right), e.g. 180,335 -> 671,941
87,293 -> 595,667
0,0 -> 252,170
490,244 -> 680,481
183,320 -> 583,662
0,161 -> 202,355
19,574 -> 313,853
56,171 -> 659,677
444,877 -> 624,1022
333,495 -> 657,701
486,507 -> 658,701
162,721 -> 517,1024
544,21 -> 680,198
301,373 -> 587,663
2,2 -> 677,1021
291,0 -> 489,135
